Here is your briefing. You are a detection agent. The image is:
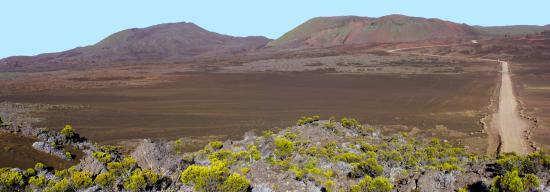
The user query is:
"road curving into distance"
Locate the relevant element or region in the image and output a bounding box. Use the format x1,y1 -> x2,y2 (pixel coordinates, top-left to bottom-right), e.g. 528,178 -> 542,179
388,44 -> 532,155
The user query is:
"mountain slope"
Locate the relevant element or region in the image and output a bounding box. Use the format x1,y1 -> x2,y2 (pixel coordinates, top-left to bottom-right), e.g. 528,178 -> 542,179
475,25 -> 550,36
91,22 -> 269,59
268,15 -> 480,48
0,22 -> 270,72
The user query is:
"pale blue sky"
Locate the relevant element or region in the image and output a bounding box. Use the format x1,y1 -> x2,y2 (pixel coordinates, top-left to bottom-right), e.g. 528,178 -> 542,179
1,0 -> 548,58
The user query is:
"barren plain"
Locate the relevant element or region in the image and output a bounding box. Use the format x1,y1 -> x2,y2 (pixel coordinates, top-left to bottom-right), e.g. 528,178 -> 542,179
0,49 -> 499,166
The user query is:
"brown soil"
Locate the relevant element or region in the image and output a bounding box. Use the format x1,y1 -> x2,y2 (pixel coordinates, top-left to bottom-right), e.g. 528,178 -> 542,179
392,44 -> 536,155
0,132 -> 81,169
0,72 -> 495,148
512,59 -> 550,150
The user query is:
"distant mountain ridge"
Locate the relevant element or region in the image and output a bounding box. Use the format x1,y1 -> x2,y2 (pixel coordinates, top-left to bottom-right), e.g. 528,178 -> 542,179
0,22 -> 270,71
268,15 -> 548,48
475,25 -> 550,36
267,15 -> 480,48
1,15 -> 547,71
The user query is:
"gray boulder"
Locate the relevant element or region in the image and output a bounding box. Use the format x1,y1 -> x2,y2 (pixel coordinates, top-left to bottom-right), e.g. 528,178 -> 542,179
131,140 -> 181,177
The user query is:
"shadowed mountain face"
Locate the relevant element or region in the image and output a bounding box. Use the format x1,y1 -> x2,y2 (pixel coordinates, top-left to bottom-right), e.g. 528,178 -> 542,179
0,22 -> 270,72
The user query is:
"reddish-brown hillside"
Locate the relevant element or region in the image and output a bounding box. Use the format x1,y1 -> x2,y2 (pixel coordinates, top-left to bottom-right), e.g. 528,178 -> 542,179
268,15 -> 481,48
0,22 -> 270,72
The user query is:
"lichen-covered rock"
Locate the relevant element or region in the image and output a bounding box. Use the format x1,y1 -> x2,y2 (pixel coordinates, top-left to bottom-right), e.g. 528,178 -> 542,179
415,171 -> 463,192
77,155 -> 107,175
79,185 -> 100,192
31,141 -> 69,160
131,139 -> 182,178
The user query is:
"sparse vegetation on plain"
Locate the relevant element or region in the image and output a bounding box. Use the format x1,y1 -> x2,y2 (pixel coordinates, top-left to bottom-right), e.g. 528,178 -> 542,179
0,9 -> 548,191
1,116 -> 550,191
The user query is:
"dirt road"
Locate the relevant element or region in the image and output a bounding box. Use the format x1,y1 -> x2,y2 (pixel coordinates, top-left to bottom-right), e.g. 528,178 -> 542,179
389,46 -> 532,155
491,60 -> 531,155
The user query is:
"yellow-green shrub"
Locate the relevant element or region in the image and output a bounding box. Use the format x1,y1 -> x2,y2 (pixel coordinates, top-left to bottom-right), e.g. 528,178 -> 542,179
324,179 -> 335,192
350,176 -> 393,192
95,172 -> 115,188
438,162 -> 463,172
289,166 -> 304,180
351,158 -> 383,178
65,152 -> 72,160
34,162 -> 45,171
240,167 -> 250,175
71,171 -> 93,189
0,169 -> 23,188
142,169 -> 160,185
54,169 -> 68,178
360,143 -> 378,152
323,169 -> 334,178
340,117 -> 360,128
28,175 -> 46,187
247,145 -> 261,161
186,162 -> 248,191
46,178 -> 70,192
24,168 -> 36,177
335,152 -> 362,163
60,124 -> 75,138
209,149 -> 235,163
92,151 -> 112,163
262,130 -> 274,138
174,139 -> 183,154
274,137 -> 294,158
180,161 -> 229,191
490,170 -> 540,192
209,141 -> 224,150
122,157 -> 137,168
297,116 -> 315,126
322,121 -> 336,129
221,173 -> 250,192
124,169 -> 147,192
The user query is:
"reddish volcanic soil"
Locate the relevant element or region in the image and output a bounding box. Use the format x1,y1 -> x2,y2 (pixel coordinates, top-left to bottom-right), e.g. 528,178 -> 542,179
0,133 -> 82,169
0,72 -> 495,153
513,59 -> 550,150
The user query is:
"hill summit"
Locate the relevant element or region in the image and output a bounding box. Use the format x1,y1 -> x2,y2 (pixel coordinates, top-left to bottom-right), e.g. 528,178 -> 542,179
267,15 -> 480,48
0,22 -> 270,71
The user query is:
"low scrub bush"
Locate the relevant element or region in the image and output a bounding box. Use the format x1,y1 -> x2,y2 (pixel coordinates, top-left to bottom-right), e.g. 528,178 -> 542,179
71,171 -> 93,189
180,161 -> 251,192
28,175 -> 46,187
92,151 -> 112,163
46,178 -> 70,192
350,175 -> 393,192
335,152 -> 363,163
60,124 -> 75,138
274,137 -> 295,159
297,116 -> 320,126
95,172 -> 115,188
340,117 -> 360,128
222,173 -> 250,192
209,141 -> 224,150
0,168 -> 23,188
350,158 -> 383,178
124,169 -> 147,192
490,170 -> 540,192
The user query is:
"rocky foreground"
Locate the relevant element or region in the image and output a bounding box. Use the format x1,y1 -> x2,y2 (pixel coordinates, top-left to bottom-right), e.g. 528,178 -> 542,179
0,114 -> 549,192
